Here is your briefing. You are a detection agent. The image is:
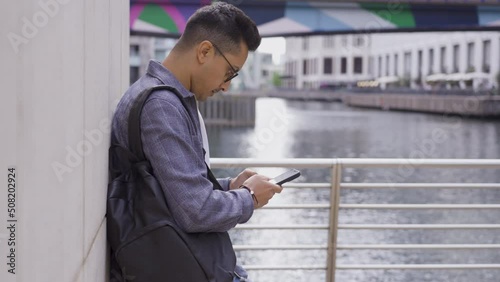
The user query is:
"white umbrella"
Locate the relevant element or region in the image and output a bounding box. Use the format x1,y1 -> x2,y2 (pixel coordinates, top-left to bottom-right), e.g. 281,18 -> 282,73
376,76 -> 399,84
463,72 -> 490,81
425,73 -> 447,82
446,73 -> 466,82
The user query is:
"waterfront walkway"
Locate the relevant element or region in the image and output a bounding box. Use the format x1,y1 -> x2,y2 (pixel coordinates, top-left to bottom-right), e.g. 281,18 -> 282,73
244,89 -> 500,117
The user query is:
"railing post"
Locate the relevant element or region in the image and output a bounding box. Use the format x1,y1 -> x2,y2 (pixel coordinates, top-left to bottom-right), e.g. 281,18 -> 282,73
326,160 -> 342,282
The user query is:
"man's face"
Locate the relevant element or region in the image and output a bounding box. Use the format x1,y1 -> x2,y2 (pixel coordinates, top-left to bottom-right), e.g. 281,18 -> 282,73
193,41 -> 249,101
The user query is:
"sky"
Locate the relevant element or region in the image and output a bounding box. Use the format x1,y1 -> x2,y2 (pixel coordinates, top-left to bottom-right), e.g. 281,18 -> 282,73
257,37 -> 286,64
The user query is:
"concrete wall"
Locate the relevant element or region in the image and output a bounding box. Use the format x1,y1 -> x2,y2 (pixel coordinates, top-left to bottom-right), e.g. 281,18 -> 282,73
0,1 -> 129,281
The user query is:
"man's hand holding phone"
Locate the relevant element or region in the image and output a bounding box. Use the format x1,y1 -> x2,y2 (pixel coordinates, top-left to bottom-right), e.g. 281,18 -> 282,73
230,169 -> 257,190
240,169 -> 301,209
241,174 -> 281,209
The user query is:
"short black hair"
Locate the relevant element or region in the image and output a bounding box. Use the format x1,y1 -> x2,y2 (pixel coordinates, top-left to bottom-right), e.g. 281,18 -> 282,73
177,2 -> 261,54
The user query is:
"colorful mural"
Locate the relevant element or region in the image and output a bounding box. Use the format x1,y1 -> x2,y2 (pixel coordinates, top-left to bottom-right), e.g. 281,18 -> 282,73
130,0 -> 500,37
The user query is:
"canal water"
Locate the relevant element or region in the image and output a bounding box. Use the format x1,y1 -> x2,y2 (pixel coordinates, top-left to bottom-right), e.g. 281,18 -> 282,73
207,98 -> 500,282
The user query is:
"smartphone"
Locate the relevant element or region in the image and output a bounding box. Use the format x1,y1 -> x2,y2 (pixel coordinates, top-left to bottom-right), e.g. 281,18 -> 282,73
269,169 -> 301,186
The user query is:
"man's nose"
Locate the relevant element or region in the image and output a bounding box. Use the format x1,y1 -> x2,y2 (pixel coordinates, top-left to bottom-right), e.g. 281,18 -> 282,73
220,80 -> 231,92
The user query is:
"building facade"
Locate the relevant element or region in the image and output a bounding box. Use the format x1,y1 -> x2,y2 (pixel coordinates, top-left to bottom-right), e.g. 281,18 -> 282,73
284,34 -> 372,89
129,36 -> 177,85
233,51 -> 281,90
284,32 -> 500,91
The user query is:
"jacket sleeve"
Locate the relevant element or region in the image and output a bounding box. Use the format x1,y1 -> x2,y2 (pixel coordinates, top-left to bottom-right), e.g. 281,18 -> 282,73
140,96 -> 253,233
217,177 -> 232,191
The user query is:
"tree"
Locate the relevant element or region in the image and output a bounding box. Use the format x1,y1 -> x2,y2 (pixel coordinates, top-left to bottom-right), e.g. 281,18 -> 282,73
272,72 -> 282,87
398,76 -> 410,88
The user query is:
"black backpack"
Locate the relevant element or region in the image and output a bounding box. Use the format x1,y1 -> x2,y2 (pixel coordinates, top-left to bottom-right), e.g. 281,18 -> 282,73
107,85 -> 236,282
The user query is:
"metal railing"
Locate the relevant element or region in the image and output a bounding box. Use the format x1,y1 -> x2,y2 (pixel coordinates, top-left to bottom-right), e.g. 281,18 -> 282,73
211,158 -> 500,282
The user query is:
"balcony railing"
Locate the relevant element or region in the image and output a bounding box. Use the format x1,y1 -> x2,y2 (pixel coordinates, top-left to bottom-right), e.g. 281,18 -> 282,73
211,158 -> 500,282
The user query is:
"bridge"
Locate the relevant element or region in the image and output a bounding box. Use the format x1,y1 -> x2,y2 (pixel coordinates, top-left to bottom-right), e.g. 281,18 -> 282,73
130,0 -> 500,38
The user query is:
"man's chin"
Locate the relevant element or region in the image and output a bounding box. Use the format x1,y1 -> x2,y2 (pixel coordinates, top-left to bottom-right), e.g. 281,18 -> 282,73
209,90 -> 221,98
195,91 -> 218,101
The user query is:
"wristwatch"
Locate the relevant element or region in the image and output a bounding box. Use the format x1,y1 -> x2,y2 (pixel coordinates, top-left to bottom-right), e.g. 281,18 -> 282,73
239,185 -> 258,206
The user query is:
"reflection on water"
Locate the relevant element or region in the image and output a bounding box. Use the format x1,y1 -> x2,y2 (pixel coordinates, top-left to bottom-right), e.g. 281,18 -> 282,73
207,98 -> 500,282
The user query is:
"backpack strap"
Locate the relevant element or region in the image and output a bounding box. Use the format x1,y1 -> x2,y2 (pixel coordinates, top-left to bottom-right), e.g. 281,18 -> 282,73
205,162 -> 223,191
128,85 -> 188,162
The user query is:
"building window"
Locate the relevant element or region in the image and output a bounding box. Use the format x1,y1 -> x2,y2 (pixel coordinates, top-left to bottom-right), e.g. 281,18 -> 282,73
353,35 -> 365,47
404,52 -> 411,77
467,42 -> 474,71
394,54 -> 399,76
324,58 -> 333,74
323,36 -> 334,48
262,70 -> 269,77
385,55 -> 390,76
303,37 -> 309,51
130,45 -> 139,57
262,54 -> 272,65
378,56 -> 382,77
453,44 -> 460,73
418,50 -> 423,78
483,40 -> 491,73
303,59 -> 307,75
341,57 -> 347,74
368,57 -> 374,76
341,36 -> 348,47
440,46 -> 446,73
428,48 -> 434,75
304,58 -> 317,75
354,57 -> 363,74
130,66 -> 140,85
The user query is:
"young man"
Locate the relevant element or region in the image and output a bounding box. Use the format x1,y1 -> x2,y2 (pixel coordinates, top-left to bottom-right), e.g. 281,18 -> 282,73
111,2 -> 282,281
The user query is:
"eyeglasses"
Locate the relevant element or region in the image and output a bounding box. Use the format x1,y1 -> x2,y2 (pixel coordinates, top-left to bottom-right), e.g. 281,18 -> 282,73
212,43 -> 239,83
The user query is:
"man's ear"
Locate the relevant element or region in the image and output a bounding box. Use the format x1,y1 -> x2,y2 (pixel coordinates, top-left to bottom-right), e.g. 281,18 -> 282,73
197,40 -> 214,64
